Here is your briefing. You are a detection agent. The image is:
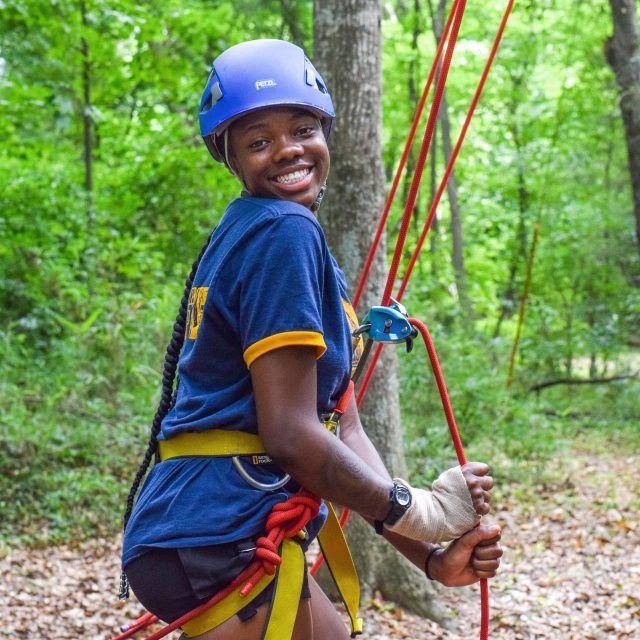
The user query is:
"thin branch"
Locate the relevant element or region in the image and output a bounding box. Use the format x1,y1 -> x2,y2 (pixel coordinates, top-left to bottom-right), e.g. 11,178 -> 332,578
529,372 -> 638,392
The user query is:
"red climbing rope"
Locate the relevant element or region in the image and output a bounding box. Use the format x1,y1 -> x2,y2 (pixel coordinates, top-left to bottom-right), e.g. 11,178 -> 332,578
113,613 -> 157,640
409,320 -> 466,466
397,0 -> 516,302
381,0 -> 468,309
409,318 -> 489,639
313,4 -> 516,639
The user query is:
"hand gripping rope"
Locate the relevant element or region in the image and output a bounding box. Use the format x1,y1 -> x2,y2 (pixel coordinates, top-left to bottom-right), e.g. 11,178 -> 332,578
115,1 -> 514,637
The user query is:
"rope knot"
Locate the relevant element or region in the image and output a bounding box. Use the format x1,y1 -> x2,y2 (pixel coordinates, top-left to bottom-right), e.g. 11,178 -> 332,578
254,536 -> 281,575
240,490 -> 321,597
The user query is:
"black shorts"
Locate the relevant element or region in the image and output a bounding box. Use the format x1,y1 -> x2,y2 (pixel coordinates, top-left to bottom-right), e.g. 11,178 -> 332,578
124,537 -> 311,624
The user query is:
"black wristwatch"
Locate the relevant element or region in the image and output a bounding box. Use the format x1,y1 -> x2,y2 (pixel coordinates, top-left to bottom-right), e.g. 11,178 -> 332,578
374,482 -> 412,534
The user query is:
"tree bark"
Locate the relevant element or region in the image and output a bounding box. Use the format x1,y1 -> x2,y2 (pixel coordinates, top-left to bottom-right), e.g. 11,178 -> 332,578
313,0 -> 447,624
606,0 -> 640,261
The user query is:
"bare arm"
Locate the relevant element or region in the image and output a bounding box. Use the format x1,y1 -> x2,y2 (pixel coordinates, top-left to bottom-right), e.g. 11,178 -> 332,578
250,345 -> 393,521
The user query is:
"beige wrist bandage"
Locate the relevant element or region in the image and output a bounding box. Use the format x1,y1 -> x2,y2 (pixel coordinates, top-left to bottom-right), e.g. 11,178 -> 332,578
386,467 -> 479,543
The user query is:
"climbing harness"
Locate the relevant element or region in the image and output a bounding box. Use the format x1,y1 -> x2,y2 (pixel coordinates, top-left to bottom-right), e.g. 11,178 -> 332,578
164,430 -> 362,638
115,427 -> 362,640
115,0 -> 514,637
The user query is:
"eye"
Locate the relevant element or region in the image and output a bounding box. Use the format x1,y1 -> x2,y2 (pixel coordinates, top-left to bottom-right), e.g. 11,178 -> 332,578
248,138 -> 269,150
295,124 -> 318,137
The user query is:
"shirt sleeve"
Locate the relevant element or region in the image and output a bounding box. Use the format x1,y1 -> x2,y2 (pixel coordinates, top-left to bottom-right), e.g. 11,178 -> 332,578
232,212 -> 328,368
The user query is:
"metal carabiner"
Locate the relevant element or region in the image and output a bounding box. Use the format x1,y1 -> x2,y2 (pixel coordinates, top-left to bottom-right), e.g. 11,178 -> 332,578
231,456 -> 291,491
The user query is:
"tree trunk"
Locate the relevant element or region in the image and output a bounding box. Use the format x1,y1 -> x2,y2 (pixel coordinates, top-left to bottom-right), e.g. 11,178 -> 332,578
80,0 -> 94,294
606,0 -> 640,262
313,0 -> 448,625
492,72 -> 530,338
430,0 -> 472,318
438,94 -> 471,315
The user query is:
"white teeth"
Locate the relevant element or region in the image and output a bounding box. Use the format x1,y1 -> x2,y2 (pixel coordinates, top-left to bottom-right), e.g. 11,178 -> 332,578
275,168 -> 310,184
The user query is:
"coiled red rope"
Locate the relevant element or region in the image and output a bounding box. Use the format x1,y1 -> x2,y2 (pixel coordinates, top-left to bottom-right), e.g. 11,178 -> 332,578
114,492 -> 320,640
240,491 -> 321,595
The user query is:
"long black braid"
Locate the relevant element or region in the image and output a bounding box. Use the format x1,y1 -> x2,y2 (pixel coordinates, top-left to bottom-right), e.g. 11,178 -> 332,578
119,230 -> 214,599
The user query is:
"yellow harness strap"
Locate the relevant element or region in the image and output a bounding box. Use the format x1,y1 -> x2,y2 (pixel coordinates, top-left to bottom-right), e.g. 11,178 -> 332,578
262,539 -> 306,640
159,428 -> 363,638
181,565 -> 276,637
318,503 -> 364,636
181,539 -> 304,638
158,429 -> 264,460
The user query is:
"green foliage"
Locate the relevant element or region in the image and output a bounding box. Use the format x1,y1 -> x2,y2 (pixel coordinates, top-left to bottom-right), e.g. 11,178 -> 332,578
0,0 -> 638,549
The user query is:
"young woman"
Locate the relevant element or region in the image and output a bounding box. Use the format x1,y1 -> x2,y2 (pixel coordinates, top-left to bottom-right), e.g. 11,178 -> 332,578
120,39 -> 502,640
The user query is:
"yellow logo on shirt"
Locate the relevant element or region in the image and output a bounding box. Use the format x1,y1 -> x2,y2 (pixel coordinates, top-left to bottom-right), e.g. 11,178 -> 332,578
186,287 -> 208,340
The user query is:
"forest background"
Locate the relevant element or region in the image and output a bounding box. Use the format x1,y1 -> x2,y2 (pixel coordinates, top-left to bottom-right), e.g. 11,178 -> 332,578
0,0 -> 638,577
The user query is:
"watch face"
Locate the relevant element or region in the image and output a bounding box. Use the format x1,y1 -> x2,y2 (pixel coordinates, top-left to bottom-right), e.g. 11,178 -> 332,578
395,485 -> 412,507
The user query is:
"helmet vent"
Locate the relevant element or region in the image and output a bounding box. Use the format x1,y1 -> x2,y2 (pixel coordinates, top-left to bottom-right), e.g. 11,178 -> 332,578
202,82 -> 223,113
306,68 -> 316,87
211,82 -> 223,102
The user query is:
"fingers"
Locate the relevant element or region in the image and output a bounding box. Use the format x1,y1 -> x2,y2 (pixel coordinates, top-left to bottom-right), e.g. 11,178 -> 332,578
476,533 -> 501,548
472,563 -> 500,579
461,462 -> 494,516
470,527 -> 502,578
471,549 -> 502,578
456,524 -> 501,548
462,461 -> 490,477
462,463 -> 493,491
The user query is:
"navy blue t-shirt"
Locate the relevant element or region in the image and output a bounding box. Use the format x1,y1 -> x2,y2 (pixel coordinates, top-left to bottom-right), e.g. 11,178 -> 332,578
122,197 -> 358,567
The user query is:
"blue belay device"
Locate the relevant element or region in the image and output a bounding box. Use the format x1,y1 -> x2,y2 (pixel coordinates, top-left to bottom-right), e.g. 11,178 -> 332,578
354,301 -> 417,352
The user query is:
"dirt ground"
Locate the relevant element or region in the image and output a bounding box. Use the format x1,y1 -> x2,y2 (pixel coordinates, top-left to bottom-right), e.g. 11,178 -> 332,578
1,451 -> 638,639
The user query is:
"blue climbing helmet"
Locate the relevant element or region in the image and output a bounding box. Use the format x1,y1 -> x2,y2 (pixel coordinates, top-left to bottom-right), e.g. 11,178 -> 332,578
199,39 -> 335,162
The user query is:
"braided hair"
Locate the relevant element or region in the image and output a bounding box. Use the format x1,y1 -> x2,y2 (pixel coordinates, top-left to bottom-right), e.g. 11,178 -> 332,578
119,231 -> 213,599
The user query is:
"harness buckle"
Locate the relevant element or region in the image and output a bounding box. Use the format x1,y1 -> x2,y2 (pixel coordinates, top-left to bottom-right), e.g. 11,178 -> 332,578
323,416 -> 340,437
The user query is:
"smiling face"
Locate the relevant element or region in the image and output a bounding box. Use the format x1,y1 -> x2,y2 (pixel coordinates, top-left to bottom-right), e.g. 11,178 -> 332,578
226,106 -> 330,210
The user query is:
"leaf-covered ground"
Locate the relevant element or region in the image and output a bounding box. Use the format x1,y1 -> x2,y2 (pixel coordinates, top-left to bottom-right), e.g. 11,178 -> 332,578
1,451 -> 638,639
